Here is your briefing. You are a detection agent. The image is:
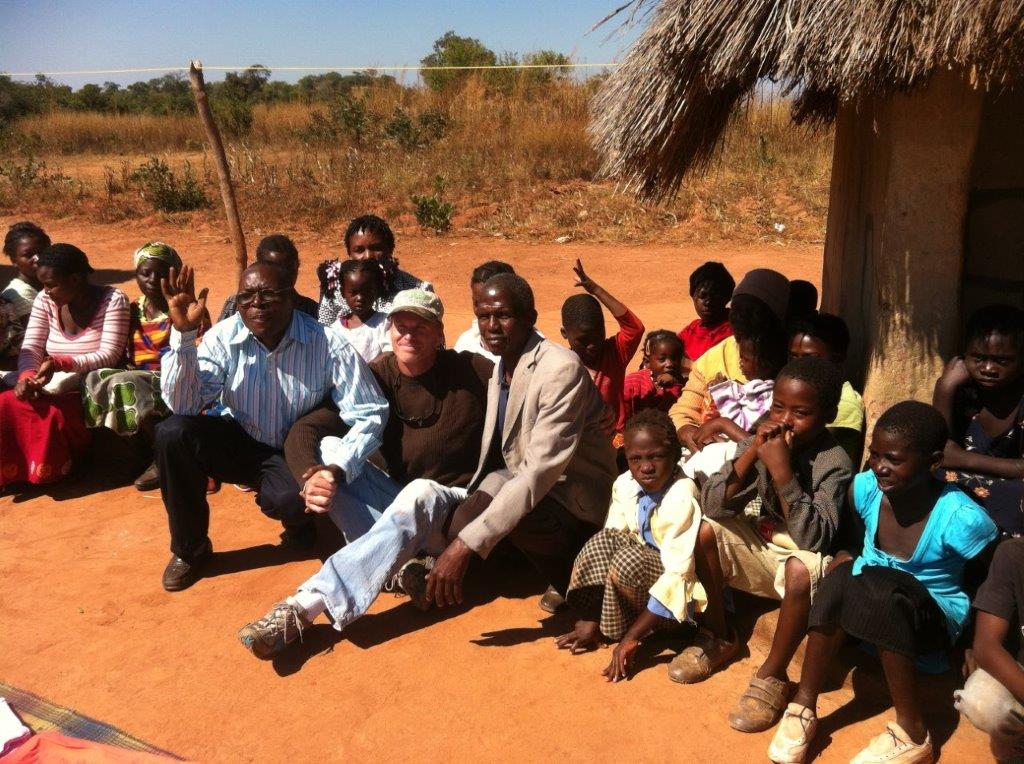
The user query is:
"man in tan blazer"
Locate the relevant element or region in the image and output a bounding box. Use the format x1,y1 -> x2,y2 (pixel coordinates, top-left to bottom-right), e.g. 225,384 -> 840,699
426,273 -> 618,606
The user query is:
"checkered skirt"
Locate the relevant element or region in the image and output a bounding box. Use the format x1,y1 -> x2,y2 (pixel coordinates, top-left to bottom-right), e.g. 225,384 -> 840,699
565,528 -> 665,640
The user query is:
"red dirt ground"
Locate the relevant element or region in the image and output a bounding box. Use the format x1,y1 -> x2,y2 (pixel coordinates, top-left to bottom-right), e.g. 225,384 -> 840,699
0,216 -> 990,761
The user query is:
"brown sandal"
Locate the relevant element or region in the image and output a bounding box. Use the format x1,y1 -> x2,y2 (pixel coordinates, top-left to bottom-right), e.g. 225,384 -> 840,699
667,628 -> 738,684
728,674 -> 791,732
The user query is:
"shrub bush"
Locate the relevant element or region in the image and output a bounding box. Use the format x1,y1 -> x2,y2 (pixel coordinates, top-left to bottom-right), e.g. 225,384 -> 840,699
411,176 -> 455,233
128,157 -> 209,213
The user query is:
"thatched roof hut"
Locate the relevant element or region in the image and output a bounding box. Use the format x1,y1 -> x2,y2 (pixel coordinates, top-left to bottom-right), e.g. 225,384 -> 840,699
593,0 -> 1024,423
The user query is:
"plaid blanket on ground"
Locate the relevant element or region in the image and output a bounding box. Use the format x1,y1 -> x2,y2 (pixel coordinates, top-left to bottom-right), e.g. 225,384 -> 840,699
0,682 -> 180,759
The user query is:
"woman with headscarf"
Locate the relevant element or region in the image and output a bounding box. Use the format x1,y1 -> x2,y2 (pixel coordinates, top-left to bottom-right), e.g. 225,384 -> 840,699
0,244 -> 130,490
81,242 -> 209,490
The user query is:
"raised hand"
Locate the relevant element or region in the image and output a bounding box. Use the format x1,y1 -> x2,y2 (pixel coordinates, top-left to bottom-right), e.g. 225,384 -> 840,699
161,265 -> 208,333
572,258 -> 598,294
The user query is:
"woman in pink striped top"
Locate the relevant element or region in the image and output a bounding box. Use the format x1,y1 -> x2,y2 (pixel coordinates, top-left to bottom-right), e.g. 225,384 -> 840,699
0,244 -> 130,489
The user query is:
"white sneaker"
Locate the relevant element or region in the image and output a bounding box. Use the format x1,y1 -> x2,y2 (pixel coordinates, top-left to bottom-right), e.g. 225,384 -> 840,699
850,722 -> 933,764
768,702 -> 818,763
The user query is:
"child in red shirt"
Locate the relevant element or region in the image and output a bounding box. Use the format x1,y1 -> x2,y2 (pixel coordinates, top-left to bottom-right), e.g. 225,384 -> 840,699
678,261 -> 735,367
620,330 -> 685,437
561,258 -> 645,434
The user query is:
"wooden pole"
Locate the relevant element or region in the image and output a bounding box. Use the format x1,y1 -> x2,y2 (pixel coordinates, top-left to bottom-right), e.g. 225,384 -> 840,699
188,60 -> 247,277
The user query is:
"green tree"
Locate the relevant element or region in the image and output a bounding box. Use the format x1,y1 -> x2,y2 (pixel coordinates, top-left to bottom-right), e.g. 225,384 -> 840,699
420,31 -> 496,91
521,50 -> 572,85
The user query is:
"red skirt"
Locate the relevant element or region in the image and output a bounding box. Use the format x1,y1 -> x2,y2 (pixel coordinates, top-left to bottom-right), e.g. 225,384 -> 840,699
0,390 -> 91,487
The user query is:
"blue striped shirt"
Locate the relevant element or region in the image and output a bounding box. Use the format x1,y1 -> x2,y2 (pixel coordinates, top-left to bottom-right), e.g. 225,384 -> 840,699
162,311 -> 387,482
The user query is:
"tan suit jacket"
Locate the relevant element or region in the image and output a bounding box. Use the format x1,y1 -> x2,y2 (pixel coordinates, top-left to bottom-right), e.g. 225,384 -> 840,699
460,332 -> 617,557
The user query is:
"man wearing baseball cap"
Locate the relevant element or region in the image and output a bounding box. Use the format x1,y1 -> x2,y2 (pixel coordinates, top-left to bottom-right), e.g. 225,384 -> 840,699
240,289 -> 496,657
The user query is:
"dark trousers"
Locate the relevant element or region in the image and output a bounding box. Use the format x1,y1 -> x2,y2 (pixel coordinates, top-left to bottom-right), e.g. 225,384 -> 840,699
449,473 -> 598,596
505,497 -> 597,596
155,414 -> 308,559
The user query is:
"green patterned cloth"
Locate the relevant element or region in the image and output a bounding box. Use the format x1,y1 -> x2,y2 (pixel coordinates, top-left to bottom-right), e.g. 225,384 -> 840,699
82,368 -> 168,435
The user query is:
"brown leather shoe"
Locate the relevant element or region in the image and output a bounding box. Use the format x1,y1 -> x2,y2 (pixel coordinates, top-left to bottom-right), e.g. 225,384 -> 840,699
134,462 -> 160,492
162,541 -> 212,592
728,674 -> 792,733
668,628 -> 739,684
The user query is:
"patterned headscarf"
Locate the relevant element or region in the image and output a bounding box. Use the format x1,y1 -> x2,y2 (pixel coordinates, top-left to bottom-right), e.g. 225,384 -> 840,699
133,241 -> 182,271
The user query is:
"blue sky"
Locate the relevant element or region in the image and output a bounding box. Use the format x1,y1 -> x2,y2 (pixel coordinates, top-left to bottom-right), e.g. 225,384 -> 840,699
0,0 -> 643,86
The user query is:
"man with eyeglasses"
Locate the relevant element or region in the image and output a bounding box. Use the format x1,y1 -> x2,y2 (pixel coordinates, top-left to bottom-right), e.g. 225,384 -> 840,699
155,262 -> 388,592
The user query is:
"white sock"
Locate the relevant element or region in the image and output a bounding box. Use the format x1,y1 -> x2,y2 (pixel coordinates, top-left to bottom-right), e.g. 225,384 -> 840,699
288,591 -> 326,622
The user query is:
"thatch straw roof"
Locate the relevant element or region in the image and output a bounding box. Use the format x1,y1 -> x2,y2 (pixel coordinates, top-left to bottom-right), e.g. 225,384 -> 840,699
592,0 -> 1024,201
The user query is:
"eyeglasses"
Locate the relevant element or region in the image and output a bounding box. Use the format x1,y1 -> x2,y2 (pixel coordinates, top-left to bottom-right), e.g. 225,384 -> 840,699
393,374 -> 442,427
237,287 -> 291,308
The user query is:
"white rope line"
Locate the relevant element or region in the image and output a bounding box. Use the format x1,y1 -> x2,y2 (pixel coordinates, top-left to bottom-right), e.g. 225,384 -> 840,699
3,62 -> 619,78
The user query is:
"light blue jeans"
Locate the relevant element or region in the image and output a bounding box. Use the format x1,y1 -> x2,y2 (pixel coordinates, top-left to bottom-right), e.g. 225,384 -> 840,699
301,476 -> 468,632
328,462 -> 406,542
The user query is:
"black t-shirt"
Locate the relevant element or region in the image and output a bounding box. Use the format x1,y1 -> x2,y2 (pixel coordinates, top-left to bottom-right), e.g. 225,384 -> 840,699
974,537 -> 1024,662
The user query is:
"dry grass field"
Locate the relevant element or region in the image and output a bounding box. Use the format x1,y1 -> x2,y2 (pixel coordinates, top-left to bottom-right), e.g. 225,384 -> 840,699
0,78 -> 833,244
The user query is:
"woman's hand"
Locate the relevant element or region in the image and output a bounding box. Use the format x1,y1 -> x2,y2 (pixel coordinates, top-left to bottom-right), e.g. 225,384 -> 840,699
603,637 -> 640,682
32,357 -> 56,387
13,357 -> 56,400
161,265 -> 208,333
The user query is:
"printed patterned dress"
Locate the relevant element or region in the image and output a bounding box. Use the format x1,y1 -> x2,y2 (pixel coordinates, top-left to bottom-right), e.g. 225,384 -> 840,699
945,388 -> 1024,535
82,297 -> 172,435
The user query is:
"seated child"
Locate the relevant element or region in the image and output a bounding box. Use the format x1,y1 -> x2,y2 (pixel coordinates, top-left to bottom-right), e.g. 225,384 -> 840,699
218,234 -> 319,321
556,410 -> 705,682
331,259 -> 390,363
619,330 -> 686,438
678,260 -> 735,369
672,357 -> 854,736
1,222 -> 49,372
957,537 -> 1024,762
789,312 -> 865,463
933,305 -> 1024,535
768,401 -> 997,764
454,260 -> 515,363
561,258 -> 645,433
